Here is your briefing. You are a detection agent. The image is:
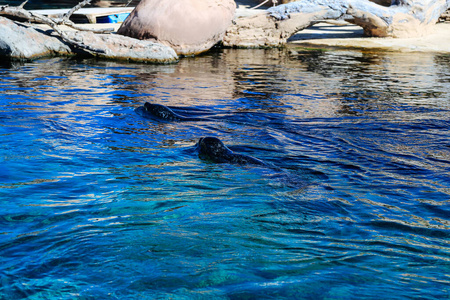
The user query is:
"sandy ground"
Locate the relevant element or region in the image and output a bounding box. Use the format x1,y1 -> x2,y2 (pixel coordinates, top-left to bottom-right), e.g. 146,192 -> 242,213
289,22 -> 450,53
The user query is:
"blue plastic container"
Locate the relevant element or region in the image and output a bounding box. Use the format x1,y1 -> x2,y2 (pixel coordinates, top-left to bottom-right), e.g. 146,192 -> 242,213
97,12 -> 130,23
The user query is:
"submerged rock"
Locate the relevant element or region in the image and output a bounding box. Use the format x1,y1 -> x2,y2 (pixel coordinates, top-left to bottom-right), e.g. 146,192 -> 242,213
117,0 -> 236,55
0,16 -> 71,60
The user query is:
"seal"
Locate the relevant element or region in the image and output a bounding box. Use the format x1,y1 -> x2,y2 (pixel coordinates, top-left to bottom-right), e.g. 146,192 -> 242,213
144,102 -> 205,121
197,137 -> 267,166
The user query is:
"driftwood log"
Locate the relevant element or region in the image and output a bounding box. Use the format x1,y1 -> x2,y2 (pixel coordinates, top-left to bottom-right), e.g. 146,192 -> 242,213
1,0 -> 450,61
0,0 -> 178,62
224,0 -> 450,47
0,0 -> 112,53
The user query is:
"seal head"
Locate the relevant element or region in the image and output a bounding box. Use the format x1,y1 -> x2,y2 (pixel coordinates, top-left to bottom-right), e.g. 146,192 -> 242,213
197,137 -> 267,166
144,102 -> 184,121
198,137 -> 231,163
144,102 -> 205,122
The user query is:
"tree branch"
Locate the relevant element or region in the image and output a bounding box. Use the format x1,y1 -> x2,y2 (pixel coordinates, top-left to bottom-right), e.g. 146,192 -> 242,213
0,1 -> 113,33
18,0 -> 28,9
63,0 -> 91,21
0,2 -> 106,55
55,0 -> 114,34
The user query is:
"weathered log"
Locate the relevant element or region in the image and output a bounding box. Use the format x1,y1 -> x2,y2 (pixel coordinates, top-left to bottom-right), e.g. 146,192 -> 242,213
0,0 -> 113,33
0,2 -> 178,62
0,16 -> 72,59
224,0 -> 450,48
223,5 -> 343,48
347,0 -> 450,37
0,0 -> 113,55
64,30 -> 179,63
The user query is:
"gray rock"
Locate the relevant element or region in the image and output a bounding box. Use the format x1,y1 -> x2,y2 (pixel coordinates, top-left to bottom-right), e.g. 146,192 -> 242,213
0,16 -> 72,60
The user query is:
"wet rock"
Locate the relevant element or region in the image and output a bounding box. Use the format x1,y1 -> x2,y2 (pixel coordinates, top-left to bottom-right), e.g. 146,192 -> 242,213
117,0 -> 236,55
0,16 -> 71,60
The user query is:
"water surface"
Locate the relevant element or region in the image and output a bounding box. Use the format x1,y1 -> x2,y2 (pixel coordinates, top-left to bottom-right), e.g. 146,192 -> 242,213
0,48 -> 449,299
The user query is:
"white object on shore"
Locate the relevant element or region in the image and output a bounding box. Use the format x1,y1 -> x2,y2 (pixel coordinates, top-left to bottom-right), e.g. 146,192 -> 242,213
29,7 -> 134,23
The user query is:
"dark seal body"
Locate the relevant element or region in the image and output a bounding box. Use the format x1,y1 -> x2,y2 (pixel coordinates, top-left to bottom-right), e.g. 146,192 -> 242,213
197,137 -> 267,166
144,102 -> 205,121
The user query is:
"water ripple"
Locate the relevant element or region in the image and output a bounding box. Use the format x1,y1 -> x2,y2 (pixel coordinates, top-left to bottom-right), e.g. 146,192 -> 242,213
0,51 -> 449,298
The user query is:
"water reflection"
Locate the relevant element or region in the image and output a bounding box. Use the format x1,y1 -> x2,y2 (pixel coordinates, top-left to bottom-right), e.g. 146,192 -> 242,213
2,49 -> 449,121
2,49 -> 449,132
434,54 -> 450,84
288,49 -> 450,119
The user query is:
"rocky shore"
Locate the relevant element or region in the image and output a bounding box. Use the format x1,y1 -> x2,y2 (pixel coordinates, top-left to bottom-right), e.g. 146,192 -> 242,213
1,1 -> 450,62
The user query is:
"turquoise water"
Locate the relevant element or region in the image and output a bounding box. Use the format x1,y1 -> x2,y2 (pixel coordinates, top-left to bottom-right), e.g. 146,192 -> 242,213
0,49 -> 449,299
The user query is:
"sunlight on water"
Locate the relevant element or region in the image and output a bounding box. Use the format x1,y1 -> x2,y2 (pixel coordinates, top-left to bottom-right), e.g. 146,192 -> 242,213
0,49 -> 449,299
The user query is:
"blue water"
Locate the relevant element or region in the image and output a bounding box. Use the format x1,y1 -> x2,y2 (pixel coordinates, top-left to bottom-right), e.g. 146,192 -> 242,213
0,49 -> 449,299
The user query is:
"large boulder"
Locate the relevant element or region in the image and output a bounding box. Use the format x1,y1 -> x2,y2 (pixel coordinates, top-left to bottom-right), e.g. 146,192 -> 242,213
117,0 -> 236,56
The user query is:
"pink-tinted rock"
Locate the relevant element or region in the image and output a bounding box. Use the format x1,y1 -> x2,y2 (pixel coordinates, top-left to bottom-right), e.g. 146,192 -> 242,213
117,0 -> 236,55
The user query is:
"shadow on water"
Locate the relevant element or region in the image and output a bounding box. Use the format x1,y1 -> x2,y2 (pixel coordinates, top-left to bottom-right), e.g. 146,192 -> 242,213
0,47 -> 449,298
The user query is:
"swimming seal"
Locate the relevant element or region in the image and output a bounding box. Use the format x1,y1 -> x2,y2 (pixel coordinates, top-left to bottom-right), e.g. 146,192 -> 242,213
197,137 -> 267,166
198,137 -> 310,190
144,102 -> 205,121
